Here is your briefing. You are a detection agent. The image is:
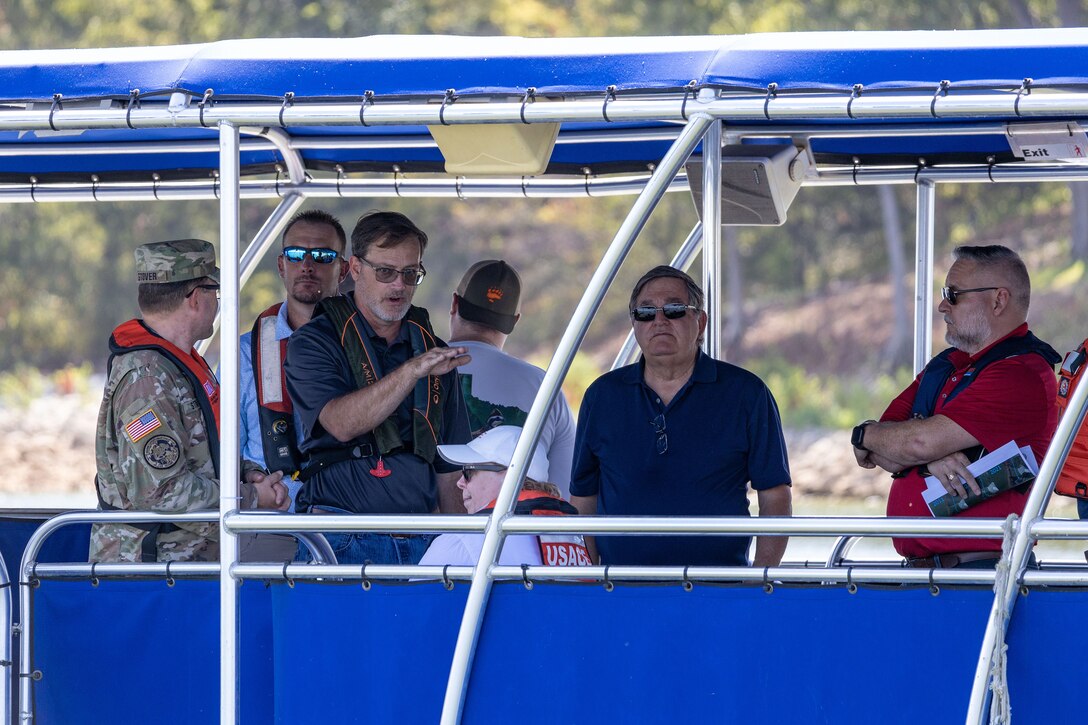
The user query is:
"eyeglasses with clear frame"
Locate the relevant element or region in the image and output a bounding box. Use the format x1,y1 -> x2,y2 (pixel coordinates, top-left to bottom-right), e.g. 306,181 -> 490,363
358,256 -> 427,285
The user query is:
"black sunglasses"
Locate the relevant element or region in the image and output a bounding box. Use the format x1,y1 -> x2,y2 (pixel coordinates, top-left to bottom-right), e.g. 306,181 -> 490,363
651,413 -> 667,455
185,283 -> 220,299
631,303 -> 698,322
282,246 -> 341,265
358,256 -> 427,286
941,286 -> 999,305
462,464 -> 507,482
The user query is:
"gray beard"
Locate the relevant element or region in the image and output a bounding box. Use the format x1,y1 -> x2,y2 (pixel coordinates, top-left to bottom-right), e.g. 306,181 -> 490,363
945,317 -> 990,354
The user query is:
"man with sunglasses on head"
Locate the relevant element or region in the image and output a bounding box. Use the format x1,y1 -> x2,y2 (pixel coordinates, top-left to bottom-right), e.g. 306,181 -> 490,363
92,240 -> 289,563
852,245 -> 1060,569
236,209 -> 350,560
285,211 -> 472,565
570,265 -> 792,567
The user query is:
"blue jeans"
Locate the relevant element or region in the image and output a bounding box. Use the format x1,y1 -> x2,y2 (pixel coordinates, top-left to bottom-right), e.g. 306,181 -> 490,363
295,506 -> 433,565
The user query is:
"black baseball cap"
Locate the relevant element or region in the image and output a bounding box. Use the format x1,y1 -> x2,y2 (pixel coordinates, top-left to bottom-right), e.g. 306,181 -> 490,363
455,260 -> 521,334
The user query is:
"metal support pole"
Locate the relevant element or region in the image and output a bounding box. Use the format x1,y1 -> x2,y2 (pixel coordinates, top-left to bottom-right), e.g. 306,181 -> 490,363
914,180 -> 936,374
439,113 -> 713,725
197,192 -> 305,357
965,358 -> 1088,724
700,95 -> 723,360
611,222 -> 703,370
0,553 -> 10,725
218,120 -> 241,725
238,193 -> 305,291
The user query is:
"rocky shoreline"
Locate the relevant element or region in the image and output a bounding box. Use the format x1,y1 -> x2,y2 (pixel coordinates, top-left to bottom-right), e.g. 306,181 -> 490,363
1,393 -> 885,500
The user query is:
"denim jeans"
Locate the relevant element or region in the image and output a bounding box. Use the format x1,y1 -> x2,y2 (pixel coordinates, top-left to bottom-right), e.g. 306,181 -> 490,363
295,506 -> 433,566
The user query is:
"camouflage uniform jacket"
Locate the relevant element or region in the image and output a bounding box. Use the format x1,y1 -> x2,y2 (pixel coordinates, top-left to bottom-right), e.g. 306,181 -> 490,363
91,323 -> 222,562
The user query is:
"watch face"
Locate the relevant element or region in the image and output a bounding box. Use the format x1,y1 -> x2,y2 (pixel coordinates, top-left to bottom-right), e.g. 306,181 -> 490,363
851,425 -> 865,448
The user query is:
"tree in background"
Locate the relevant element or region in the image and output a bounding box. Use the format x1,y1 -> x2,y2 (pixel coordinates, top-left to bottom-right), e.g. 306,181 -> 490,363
0,0 -> 1084,383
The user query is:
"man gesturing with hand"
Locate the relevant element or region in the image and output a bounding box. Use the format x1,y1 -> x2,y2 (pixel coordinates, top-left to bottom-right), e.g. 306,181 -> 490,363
285,211 -> 472,565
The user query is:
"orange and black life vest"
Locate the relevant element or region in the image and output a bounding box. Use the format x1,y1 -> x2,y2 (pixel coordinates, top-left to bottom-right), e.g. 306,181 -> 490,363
100,318 -> 221,560
482,491 -> 592,566
1056,339 -> 1088,499
251,303 -> 300,474
108,318 -> 221,473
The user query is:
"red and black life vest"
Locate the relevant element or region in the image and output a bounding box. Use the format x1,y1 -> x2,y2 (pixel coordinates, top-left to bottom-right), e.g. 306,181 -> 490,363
482,491 -> 592,566
251,303 -> 300,474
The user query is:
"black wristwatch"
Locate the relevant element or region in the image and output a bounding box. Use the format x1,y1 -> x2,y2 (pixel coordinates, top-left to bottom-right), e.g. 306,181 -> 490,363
851,420 -> 875,451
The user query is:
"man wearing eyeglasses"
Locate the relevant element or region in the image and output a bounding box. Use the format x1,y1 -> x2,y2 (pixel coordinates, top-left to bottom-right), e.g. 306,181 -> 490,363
92,240 -> 289,563
571,265 -> 792,567
285,211 -> 472,565
236,209 -> 349,561
852,245 -> 1060,568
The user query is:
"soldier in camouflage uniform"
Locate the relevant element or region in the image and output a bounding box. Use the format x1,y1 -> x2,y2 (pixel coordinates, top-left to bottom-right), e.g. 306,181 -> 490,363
91,239 -> 288,562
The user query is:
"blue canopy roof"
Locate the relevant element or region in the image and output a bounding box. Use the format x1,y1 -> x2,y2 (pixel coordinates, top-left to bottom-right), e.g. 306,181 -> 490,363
0,30 -> 1086,181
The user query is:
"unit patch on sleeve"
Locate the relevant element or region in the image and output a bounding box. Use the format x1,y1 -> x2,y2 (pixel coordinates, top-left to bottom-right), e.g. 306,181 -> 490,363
143,434 -> 181,470
124,409 -> 162,443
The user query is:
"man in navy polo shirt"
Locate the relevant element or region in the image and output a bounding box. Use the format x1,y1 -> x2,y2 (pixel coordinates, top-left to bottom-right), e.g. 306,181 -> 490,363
570,266 -> 792,566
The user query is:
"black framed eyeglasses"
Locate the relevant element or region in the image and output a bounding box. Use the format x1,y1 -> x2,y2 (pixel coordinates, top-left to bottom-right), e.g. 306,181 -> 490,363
631,303 -> 698,322
185,283 -> 220,299
941,286 -> 998,305
462,464 -> 507,482
651,413 -> 667,455
358,256 -> 426,286
282,246 -> 341,264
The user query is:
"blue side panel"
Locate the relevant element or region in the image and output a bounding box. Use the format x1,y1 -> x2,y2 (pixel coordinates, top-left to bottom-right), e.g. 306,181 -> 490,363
271,581 -> 467,724
465,583 -> 994,725
1005,589 -> 1088,723
32,579 -> 274,725
0,515 -> 91,568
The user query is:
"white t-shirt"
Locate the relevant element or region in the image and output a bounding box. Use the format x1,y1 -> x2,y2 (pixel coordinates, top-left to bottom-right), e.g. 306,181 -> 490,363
454,340 -> 576,499
418,532 -> 543,567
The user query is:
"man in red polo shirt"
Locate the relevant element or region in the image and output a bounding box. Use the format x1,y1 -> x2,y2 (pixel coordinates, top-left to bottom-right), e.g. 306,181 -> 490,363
852,245 -> 1059,568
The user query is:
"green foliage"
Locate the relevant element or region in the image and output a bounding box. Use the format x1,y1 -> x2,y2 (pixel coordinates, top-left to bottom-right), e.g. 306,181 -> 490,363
0,0 -> 1083,392
749,357 -> 916,429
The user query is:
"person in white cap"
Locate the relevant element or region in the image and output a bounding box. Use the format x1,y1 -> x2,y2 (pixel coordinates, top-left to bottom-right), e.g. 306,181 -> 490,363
419,426 -> 590,567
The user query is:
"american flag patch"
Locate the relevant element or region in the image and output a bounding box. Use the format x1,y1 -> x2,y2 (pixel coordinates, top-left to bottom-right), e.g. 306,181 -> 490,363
203,380 -> 216,397
124,409 -> 161,442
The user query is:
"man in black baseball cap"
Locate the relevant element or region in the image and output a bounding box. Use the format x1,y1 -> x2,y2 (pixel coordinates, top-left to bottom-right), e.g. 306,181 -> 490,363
453,259 -> 522,333
450,259 -> 577,500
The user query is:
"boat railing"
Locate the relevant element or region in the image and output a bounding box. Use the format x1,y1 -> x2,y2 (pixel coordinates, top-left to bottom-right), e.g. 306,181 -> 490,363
15,505 -> 1088,724
19,508 -> 1053,589
0,549 -> 10,725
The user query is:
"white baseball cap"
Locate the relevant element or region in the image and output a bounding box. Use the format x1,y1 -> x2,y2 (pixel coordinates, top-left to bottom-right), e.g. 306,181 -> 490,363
437,425 -> 550,483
